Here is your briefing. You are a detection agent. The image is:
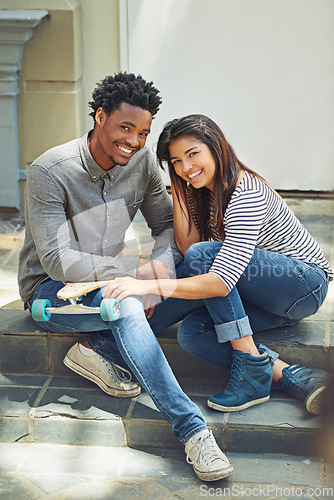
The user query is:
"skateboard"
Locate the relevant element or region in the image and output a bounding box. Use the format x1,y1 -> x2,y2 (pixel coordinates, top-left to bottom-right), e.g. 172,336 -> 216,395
31,280 -> 120,323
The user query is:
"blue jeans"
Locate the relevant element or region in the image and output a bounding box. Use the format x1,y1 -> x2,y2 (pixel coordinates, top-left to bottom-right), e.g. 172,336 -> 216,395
178,242 -> 329,369
28,263 -> 207,444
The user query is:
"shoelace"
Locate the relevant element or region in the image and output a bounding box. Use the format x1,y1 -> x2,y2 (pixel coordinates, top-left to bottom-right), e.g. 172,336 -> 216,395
226,355 -> 244,392
284,370 -> 326,399
113,363 -> 132,382
186,431 -> 226,466
102,360 -> 132,383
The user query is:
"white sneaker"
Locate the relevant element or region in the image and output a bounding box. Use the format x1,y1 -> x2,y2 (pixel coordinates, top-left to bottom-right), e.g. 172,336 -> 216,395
185,430 -> 234,481
63,343 -> 141,398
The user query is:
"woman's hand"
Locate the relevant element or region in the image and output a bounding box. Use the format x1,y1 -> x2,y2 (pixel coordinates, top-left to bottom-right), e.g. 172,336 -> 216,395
102,276 -> 159,302
102,271 -> 229,304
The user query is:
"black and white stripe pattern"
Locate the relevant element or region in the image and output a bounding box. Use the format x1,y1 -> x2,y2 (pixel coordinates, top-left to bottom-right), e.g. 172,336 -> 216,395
188,172 -> 333,290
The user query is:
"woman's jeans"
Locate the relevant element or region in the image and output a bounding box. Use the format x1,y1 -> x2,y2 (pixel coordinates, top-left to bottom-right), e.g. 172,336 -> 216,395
27,262 -> 207,444
178,242 -> 329,369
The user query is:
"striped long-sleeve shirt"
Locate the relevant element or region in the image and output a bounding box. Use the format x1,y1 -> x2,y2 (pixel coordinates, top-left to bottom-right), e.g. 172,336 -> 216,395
189,171 -> 333,291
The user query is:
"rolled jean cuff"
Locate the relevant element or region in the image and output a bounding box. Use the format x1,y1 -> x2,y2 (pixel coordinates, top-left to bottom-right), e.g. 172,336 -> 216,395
256,342 -> 279,367
215,316 -> 253,343
182,425 -> 208,445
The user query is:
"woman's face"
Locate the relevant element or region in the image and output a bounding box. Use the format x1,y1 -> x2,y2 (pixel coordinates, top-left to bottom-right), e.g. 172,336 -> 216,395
169,136 -> 216,192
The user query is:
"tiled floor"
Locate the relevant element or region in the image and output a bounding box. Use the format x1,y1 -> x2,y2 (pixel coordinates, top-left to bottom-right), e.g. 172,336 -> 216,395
1,444 -> 331,500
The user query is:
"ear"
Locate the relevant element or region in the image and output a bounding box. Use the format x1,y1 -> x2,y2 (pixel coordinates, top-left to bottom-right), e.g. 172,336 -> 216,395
95,107 -> 106,125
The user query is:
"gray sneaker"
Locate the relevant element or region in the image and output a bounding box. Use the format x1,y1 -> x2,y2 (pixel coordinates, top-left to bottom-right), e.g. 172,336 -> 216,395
185,430 -> 234,481
63,343 -> 141,398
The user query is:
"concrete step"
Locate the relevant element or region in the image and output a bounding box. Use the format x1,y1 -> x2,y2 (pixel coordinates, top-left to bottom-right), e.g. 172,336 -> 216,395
0,302 -> 332,459
0,371 -> 325,458
0,305 -> 227,382
0,302 -> 333,379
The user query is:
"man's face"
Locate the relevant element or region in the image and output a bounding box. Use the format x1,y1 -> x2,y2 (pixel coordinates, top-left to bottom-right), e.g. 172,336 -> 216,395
90,102 -> 152,170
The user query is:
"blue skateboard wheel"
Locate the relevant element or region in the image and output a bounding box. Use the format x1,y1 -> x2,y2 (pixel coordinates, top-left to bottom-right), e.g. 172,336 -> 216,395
100,299 -> 120,322
31,299 -> 52,322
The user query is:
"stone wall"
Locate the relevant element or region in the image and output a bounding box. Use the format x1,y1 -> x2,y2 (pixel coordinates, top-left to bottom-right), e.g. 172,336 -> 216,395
0,0 -> 120,211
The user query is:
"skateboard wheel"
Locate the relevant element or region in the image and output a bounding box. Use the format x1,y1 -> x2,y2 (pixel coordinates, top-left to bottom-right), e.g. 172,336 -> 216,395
100,299 -> 120,322
31,299 -> 52,322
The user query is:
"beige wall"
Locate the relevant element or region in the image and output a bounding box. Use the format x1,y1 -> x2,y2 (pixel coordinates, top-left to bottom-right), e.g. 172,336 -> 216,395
0,0 -> 120,210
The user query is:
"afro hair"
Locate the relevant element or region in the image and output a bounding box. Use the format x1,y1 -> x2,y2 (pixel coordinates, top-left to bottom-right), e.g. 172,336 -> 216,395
88,72 -> 162,120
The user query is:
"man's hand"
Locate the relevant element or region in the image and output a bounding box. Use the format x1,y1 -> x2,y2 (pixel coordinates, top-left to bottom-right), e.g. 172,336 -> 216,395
136,258 -> 173,280
141,294 -> 159,318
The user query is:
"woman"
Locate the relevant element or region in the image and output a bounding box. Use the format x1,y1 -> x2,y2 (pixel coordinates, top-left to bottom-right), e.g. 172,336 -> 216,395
104,114 -> 333,415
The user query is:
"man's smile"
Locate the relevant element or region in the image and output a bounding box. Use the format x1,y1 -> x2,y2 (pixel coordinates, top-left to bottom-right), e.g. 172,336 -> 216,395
117,144 -> 135,154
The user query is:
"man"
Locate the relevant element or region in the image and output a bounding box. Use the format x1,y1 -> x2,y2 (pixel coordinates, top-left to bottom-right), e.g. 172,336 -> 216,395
18,72 -> 234,482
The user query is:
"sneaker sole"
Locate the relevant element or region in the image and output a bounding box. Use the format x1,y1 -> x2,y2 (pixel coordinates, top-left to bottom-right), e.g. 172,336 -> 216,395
207,395 -> 270,412
63,354 -> 141,398
305,385 -> 326,414
193,463 -> 234,482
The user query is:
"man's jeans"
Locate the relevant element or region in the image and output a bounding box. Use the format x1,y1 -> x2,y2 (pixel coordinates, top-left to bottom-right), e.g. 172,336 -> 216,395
27,262 -> 207,444
178,242 -> 329,369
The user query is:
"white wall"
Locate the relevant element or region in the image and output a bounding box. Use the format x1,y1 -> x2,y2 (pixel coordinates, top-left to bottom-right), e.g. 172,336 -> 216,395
121,0 -> 334,191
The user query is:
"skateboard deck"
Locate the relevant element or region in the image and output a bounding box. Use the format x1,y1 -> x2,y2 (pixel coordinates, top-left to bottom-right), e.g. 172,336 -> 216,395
57,280 -> 113,300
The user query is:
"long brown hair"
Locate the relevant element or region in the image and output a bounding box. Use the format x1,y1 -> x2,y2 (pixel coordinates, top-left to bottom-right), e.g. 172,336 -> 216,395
157,114 -> 267,240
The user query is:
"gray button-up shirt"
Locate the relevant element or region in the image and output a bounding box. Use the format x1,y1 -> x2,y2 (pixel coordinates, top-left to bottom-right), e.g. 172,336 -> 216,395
18,133 -> 181,302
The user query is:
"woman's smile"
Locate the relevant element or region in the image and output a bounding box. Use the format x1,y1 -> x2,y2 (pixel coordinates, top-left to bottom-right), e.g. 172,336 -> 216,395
188,169 -> 203,180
